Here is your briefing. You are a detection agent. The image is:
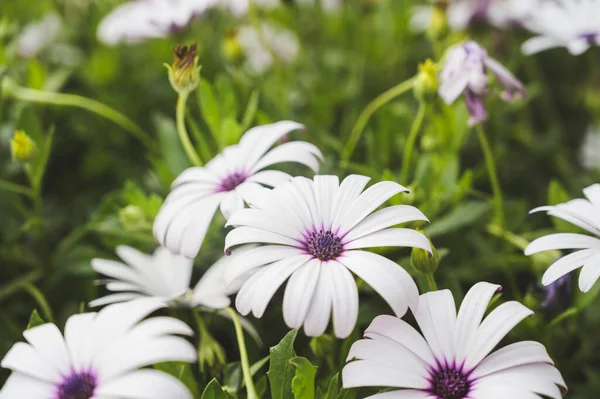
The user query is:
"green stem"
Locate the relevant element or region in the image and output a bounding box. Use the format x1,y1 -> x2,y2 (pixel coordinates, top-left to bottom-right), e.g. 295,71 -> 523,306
176,92 -> 202,166
0,271 -> 42,303
400,101 -> 427,184
2,78 -> 155,151
341,77 -> 416,162
424,273 -> 438,292
226,307 -> 258,399
24,284 -> 54,322
0,179 -> 33,197
475,124 -> 504,228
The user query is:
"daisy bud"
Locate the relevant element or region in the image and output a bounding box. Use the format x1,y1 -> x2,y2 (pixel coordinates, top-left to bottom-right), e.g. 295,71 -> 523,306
413,59 -> 439,102
118,205 -> 149,231
411,233 -> 439,274
309,334 -> 335,359
11,130 -> 36,163
222,29 -> 244,62
166,43 -> 201,95
197,323 -> 227,375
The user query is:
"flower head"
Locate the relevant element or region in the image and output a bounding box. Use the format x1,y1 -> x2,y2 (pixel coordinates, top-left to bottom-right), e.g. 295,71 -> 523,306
343,282 -> 567,398
223,174 -> 431,338
439,41 -> 525,125
16,12 -> 62,59
414,59 -> 440,101
11,130 -> 36,163
235,24 -> 300,74
0,299 -> 196,399
166,43 -> 201,94
90,245 -> 252,309
525,184 -> 600,293
153,121 -> 323,259
522,0 -> 600,55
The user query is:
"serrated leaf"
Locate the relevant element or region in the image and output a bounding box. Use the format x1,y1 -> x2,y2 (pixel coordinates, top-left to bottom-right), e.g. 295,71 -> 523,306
267,329 -> 298,399
154,362 -> 199,398
27,309 -> 45,329
201,379 -> 229,399
290,357 -> 317,399
324,373 -> 340,399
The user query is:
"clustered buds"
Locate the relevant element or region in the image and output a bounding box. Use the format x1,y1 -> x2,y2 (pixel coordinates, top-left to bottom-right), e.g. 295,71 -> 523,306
166,43 -> 201,95
11,130 -> 36,163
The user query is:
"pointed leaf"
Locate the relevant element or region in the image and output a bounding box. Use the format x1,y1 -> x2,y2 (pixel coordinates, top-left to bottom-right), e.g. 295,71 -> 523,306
290,357 -> 317,399
26,309 -> 45,330
267,329 -> 298,399
324,373 -> 340,399
202,379 -> 229,399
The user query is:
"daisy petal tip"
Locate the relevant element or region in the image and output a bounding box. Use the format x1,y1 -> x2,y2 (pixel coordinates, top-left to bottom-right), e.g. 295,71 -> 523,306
225,248 -> 232,256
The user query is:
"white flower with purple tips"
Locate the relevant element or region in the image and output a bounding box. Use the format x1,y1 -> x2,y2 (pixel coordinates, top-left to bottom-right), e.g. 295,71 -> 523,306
525,184 -> 600,293
439,40 -> 525,126
0,299 -> 196,399
223,174 -> 431,338
153,121 -> 323,259
342,282 -> 567,399
522,0 -> 600,55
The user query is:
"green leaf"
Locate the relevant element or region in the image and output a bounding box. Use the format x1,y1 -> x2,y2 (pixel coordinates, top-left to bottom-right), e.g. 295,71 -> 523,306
240,90 -> 260,132
154,362 -> 199,398
198,78 -> 222,143
547,180 -> 579,233
221,117 -> 242,147
316,388 -> 324,399
267,329 -> 298,399
324,373 -> 340,399
424,201 -> 490,237
290,357 -> 317,399
201,379 -> 229,399
27,309 -> 45,329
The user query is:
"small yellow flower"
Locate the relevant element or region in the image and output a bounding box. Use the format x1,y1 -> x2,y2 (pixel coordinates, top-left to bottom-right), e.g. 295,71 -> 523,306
414,59 -> 439,101
165,43 -> 201,95
11,130 -> 36,163
222,29 -> 244,62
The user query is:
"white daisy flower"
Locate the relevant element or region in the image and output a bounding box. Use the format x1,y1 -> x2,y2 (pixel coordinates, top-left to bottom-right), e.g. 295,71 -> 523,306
486,0 -> 541,28
89,245 -> 253,309
16,12 -> 62,59
522,0 -> 600,55
0,299 -> 197,399
223,174 -> 431,338
525,184 -> 600,292
342,282 -> 567,399
153,121 -> 322,259
235,24 -> 300,74
296,0 -> 342,13
217,0 -> 279,17
97,0 -> 217,45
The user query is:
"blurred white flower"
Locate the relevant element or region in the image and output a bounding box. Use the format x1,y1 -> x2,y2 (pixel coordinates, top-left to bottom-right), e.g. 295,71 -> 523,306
224,174 -> 430,338
0,299 -> 196,399
581,126 -> 600,170
526,184 -> 600,292
90,245 -> 254,309
522,0 -> 600,55
153,121 -> 323,259
296,0 -> 342,13
343,282 -> 567,398
439,40 -> 525,125
235,23 -> 300,74
218,0 -> 279,17
487,0 -> 540,28
97,0 -> 217,45
16,12 -> 62,58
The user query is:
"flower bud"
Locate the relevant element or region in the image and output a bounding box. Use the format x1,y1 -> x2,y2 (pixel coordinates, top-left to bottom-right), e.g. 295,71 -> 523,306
411,233 -> 439,274
309,334 -> 335,358
166,43 -> 201,95
222,29 -> 244,62
413,59 -> 439,102
11,130 -> 36,163
119,205 -> 149,232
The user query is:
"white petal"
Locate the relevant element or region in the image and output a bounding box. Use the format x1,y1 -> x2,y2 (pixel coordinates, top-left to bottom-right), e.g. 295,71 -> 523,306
341,360 -> 428,390
225,208 -> 303,239
220,191 -> 245,220
566,38 -> 590,55
344,228 -> 431,253
454,282 -> 502,364
283,259 -> 321,329
340,251 -> 419,317
97,369 -> 192,399
578,257 -> 600,292
91,259 -> 140,286
343,205 -> 429,242
314,175 -> 339,230
329,261 -> 359,338
521,36 -> 563,55
361,391 -> 433,399
465,301 -> 534,370
413,289 -> 457,366
251,141 -> 323,173
541,249 -> 596,286
224,245 -> 301,287
89,293 -> 146,307
172,167 -> 219,187
303,264 -> 333,336
0,372 -> 54,399
330,175 -> 371,231
474,363 -> 565,399
64,313 -> 97,371
225,227 -> 300,254
239,121 -> 306,169
583,184 -> 600,209
1,342 -> 59,382
246,170 -> 292,187
524,233 -> 600,255
22,323 -> 71,377
472,341 -> 554,379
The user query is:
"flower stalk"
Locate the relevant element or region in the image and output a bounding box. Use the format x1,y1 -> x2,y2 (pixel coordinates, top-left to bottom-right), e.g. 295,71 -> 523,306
475,124 -> 504,228
226,307 -> 259,399
176,92 -> 202,167
400,101 -> 427,184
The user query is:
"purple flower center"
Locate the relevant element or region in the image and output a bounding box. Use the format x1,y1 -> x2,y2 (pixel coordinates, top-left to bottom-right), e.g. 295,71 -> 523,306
56,371 -> 97,399
431,368 -> 470,399
218,171 -> 247,192
579,32 -> 599,43
305,230 -> 343,261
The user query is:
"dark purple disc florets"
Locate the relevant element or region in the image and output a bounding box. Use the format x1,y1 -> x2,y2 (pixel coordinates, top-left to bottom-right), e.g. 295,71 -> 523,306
57,370 -> 97,399
305,230 -> 343,261
431,367 -> 471,399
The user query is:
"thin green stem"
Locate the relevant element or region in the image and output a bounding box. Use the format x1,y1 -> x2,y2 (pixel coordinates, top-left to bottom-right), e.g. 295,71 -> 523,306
475,124 -> 504,228
226,307 -> 258,399
24,284 -> 54,322
2,78 -> 155,151
0,271 -> 42,303
176,92 -> 202,166
424,273 -> 438,292
0,179 -> 33,197
400,101 -> 427,184
341,77 -> 416,162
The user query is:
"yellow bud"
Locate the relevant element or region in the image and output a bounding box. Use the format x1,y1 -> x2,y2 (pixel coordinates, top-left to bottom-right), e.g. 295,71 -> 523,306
427,3 -> 448,40
413,59 -> 439,102
222,29 -> 244,62
11,130 -> 36,163
166,43 -> 201,95
411,233 -> 439,274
